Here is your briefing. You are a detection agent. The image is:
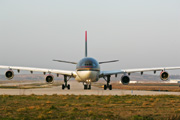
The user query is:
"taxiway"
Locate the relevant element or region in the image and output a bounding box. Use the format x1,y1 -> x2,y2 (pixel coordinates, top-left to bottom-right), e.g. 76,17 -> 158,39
0,81 -> 180,95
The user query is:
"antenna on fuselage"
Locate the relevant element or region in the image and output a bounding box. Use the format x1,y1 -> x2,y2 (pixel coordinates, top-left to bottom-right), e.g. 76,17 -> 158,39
85,31 -> 87,57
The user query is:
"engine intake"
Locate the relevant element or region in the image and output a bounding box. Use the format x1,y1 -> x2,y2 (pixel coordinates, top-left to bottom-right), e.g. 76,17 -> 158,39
160,71 -> 169,81
5,70 -> 14,80
45,75 -> 54,83
121,75 -> 130,85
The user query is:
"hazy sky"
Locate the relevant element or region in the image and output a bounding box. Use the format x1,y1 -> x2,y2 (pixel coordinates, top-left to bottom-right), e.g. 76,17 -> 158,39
0,0 -> 180,74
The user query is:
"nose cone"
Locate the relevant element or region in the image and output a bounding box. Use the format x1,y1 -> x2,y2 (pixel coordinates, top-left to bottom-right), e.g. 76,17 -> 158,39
77,71 -> 99,82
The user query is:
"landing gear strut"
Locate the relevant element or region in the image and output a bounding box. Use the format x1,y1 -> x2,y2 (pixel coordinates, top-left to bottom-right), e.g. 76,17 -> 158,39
83,83 -> 91,90
103,75 -> 112,90
62,75 -> 70,90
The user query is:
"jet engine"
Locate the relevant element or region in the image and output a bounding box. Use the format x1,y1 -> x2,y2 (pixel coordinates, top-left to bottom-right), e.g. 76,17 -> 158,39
121,75 -> 130,85
5,70 -> 14,80
160,71 -> 169,81
45,75 -> 54,83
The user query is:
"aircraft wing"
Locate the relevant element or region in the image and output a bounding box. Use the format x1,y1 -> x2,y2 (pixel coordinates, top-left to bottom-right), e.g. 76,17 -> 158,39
100,67 -> 180,76
0,65 -> 76,77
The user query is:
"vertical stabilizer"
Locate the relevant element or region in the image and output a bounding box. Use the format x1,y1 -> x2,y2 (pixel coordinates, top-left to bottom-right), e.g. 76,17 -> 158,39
85,31 -> 87,57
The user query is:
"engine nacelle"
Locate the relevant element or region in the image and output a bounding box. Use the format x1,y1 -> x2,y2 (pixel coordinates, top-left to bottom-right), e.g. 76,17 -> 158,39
160,71 -> 169,81
45,75 -> 54,83
5,70 -> 14,80
121,75 -> 130,85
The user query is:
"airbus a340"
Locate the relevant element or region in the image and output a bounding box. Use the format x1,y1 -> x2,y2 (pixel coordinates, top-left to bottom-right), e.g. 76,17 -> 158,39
1,31 -> 180,90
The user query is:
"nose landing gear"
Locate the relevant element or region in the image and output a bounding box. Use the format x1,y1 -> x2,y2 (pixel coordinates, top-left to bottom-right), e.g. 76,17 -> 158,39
83,82 -> 91,90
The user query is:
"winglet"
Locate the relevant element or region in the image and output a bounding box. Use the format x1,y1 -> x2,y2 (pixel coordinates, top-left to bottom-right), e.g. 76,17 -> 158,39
85,31 -> 87,57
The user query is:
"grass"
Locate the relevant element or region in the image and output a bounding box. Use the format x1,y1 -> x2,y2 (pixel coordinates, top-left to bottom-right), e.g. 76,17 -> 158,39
112,83 -> 180,92
94,83 -> 180,92
0,95 -> 180,120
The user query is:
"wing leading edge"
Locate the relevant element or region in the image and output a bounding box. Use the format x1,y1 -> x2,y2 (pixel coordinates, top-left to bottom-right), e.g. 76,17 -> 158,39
100,67 -> 180,76
0,65 -> 76,77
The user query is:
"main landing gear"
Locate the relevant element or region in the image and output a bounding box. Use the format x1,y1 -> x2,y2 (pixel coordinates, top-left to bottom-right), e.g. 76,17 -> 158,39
83,83 -> 91,90
62,75 -> 70,90
103,75 -> 112,90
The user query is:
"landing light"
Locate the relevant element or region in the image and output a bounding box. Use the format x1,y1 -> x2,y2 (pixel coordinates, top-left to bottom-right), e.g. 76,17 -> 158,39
86,79 -> 91,82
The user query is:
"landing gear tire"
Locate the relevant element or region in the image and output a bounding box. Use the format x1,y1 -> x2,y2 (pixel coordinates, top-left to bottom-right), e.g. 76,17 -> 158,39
104,84 -> 112,90
62,84 -> 70,90
104,85 -> 107,90
109,85 -> 112,90
88,85 -> 91,90
62,84 -> 65,90
67,84 -> 70,90
84,85 -> 88,90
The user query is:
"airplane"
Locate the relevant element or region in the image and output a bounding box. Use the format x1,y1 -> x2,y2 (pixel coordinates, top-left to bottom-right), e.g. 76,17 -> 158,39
1,31 -> 180,90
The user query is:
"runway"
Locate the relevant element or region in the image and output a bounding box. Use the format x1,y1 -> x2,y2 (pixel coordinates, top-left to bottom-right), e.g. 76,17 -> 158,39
0,81 -> 180,95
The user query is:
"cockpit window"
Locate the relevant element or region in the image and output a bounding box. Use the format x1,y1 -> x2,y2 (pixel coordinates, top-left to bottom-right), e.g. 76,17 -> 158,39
81,61 -> 95,67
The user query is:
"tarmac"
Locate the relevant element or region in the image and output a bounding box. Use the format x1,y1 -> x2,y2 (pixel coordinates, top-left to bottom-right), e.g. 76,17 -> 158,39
0,81 -> 180,95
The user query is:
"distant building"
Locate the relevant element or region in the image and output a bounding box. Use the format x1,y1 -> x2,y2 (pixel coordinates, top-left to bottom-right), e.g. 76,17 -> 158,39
164,79 -> 180,83
119,81 -> 138,84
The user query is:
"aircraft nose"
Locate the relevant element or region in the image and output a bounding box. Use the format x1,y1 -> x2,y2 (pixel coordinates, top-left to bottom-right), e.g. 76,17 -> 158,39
77,71 -> 99,82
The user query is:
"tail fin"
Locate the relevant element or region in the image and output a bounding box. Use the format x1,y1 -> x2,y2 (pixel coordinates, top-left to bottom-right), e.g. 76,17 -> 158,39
85,31 -> 87,57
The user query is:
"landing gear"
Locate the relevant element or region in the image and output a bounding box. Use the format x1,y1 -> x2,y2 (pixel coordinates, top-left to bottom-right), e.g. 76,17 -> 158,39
62,75 -> 70,90
83,83 -> 91,90
84,84 -> 87,89
104,84 -> 112,90
89,84 -> 91,89
103,75 -> 112,90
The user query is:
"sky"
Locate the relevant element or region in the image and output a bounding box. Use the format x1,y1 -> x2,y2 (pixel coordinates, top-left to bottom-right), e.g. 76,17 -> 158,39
0,0 -> 180,75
